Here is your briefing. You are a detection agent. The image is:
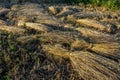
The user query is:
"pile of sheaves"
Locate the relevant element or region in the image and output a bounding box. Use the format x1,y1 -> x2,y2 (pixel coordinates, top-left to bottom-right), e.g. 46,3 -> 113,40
0,1 -> 120,80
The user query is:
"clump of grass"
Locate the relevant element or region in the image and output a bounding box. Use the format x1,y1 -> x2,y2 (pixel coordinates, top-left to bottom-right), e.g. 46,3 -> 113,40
65,0 -> 120,9
90,0 -> 120,9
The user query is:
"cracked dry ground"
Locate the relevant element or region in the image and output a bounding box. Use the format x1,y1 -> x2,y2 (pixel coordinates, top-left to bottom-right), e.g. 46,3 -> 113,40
0,2 -> 120,80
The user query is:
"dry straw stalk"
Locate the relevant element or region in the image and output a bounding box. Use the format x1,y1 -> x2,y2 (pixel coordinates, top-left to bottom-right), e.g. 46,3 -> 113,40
43,45 -> 120,80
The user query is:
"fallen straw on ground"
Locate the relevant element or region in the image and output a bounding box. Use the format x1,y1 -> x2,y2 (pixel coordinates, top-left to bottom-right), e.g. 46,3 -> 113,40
18,21 -> 51,32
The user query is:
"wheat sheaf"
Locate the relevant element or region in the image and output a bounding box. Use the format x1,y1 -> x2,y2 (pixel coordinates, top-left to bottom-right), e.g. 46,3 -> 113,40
17,31 -> 120,80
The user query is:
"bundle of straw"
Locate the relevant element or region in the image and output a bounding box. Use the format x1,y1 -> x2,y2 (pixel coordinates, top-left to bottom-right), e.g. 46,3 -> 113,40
0,25 -> 25,34
75,27 -> 117,43
16,32 -> 120,80
43,45 -> 120,80
71,40 -> 120,59
76,19 -> 117,33
91,43 -> 120,58
16,32 -> 120,59
40,32 -> 120,59
18,21 -> 51,32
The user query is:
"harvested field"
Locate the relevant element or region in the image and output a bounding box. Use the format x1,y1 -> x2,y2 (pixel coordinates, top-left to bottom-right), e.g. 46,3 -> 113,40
0,1 -> 120,80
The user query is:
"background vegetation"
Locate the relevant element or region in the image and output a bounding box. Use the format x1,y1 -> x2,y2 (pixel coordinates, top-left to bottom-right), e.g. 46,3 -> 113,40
65,0 -> 120,9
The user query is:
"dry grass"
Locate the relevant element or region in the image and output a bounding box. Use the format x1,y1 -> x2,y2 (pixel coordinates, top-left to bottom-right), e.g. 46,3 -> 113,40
92,43 -> 120,58
70,51 -> 120,80
0,25 -> 25,34
16,35 -> 38,44
48,6 -> 57,15
71,39 -> 91,50
36,19 -> 60,26
1,2 -> 120,80
66,15 -> 76,23
76,19 -> 116,33
2,28 -> 120,80
43,44 -> 70,58
39,32 -> 76,45
75,27 -> 117,43
0,8 -> 10,16
43,45 -> 120,80
0,20 -> 6,25
16,31 -> 78,51
18,22 -> 51,32
66,16 -> 117,34
0,19 -> 25,35
71,39 -> 120,59
16,31 -> 120,59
